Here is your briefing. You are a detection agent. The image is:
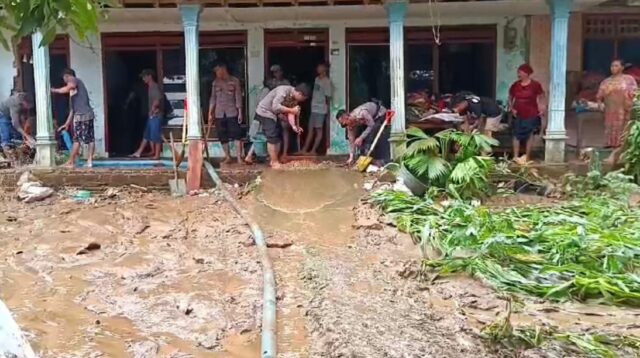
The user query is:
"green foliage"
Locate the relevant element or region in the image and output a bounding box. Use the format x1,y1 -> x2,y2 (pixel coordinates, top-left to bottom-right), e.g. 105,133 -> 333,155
371,172 -> 640,306
482,303 -> 640,357
622,91 -> 640,182
399,128 -> 499,199
563,170 -> 638,201
0,0 -> 116,50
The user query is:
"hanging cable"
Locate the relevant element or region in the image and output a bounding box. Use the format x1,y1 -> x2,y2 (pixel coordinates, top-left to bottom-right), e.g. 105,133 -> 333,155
428,0 -> 441,46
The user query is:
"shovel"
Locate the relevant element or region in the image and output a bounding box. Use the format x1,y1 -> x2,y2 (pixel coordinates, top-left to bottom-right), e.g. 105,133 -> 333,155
169,132 -> 187,196
355,110 -> 395,172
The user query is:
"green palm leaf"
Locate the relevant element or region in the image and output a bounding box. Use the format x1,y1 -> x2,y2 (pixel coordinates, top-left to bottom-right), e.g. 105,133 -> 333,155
406,137 -> 440,155
407,126 -> 431,139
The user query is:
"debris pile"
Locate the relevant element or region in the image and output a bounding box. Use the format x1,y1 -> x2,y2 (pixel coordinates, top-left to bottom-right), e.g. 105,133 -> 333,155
15,172 -> 53,203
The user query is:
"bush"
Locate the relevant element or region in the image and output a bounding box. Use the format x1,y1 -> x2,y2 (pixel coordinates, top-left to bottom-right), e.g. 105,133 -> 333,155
396,128 -> 499,199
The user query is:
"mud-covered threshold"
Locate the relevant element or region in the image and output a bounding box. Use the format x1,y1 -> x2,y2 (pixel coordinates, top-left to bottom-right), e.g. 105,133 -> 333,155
0,166 -> 262,191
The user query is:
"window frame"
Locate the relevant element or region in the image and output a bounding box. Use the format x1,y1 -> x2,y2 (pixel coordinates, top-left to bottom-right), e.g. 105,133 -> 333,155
582,14 -> 640,70
345,25 -> 497,111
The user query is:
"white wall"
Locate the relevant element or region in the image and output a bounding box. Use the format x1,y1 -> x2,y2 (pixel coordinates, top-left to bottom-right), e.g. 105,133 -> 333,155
68,6 -> 529,156
69,35 -> 106,156
0,39 -> 16,98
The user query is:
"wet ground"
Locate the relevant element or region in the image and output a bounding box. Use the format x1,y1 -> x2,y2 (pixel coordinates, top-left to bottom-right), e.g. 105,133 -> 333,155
0,188 -> 263,357
2,167 -> 639,357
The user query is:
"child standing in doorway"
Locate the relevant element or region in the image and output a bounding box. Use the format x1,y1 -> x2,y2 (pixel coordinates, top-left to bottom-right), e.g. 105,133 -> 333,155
302,62 -> 332,155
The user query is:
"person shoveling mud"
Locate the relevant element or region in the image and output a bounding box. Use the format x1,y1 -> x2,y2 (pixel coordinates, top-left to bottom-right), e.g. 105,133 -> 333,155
336,100 -> 391,168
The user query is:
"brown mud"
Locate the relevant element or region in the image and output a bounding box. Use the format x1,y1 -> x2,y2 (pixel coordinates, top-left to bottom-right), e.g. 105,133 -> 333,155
1,168 -> 639,357
0,187 -> 262,358
247,169 -> 499,357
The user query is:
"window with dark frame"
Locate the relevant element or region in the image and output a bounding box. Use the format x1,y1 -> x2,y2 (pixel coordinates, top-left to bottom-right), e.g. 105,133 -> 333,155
583,14 -> 640,76
345,26 -> 496,113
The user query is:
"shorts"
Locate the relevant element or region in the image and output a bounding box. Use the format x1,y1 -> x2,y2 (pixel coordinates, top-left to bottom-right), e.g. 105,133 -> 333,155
73,113 -> 95,144
216,116 -> 242,143
256,114 -> 282,145
513,116 -> 541,142
0,115 -> 16,148
143,115 -> 162,144
309,112 -> 326,129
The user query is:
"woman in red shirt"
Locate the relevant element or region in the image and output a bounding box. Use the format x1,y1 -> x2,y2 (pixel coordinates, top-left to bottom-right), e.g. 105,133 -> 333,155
509,64 -> 546,163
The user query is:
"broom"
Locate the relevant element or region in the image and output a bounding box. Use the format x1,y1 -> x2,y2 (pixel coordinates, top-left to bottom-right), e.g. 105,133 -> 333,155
355,110 -> 395,172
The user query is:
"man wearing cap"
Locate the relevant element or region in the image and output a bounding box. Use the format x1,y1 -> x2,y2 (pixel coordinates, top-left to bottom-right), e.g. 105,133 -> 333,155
0,91 -> 34,163
52,68 -> 96,167
131,69 -> 164,159
266,65 -> 290,89
255,83 -> 310,168
335,100 -> 388,166
208,62 -> 244,165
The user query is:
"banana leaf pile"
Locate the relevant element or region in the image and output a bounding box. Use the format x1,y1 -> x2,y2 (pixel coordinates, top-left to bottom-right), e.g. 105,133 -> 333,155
371,172 -> 640,306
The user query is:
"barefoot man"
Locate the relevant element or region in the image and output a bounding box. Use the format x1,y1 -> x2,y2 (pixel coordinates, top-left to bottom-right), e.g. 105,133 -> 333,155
52,68 -> 95,168
254,84 -> 310,168
302,62 -> 332,155
208,62 -> 244,165
131,69 -> 164,159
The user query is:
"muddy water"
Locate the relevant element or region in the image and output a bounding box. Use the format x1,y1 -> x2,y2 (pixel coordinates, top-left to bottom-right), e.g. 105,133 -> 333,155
252,169 -> 363,248
247,169 -> 364,356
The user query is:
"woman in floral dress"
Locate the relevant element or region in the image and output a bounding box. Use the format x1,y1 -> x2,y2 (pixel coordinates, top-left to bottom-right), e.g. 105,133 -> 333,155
597,59 -> 638,164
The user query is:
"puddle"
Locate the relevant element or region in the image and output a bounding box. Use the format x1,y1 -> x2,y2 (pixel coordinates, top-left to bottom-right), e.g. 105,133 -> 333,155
245,168 -> 365,356
250,168 -> 364,249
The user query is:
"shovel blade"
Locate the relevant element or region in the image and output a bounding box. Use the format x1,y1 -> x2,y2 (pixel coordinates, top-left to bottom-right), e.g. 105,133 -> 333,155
355,156 -> 373,172
169,179 -> 187,196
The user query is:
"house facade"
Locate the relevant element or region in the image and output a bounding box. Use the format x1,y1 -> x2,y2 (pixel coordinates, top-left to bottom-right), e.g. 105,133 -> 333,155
0,0 -> 632,166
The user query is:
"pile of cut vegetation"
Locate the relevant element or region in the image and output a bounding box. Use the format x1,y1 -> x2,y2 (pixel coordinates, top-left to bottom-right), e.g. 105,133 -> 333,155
373,171 -> 640,357
373,171 -> 640,306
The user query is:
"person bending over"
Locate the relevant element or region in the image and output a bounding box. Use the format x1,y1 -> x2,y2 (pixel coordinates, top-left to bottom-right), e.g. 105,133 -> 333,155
336,100 -> 388,167
450,92 -> 504,138
254,84 -> 310,168
0,92 -> 34,164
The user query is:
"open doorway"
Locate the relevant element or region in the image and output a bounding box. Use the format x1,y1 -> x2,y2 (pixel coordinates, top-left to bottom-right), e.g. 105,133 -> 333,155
265,29 -> 328,155
104,50 -> 156,157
